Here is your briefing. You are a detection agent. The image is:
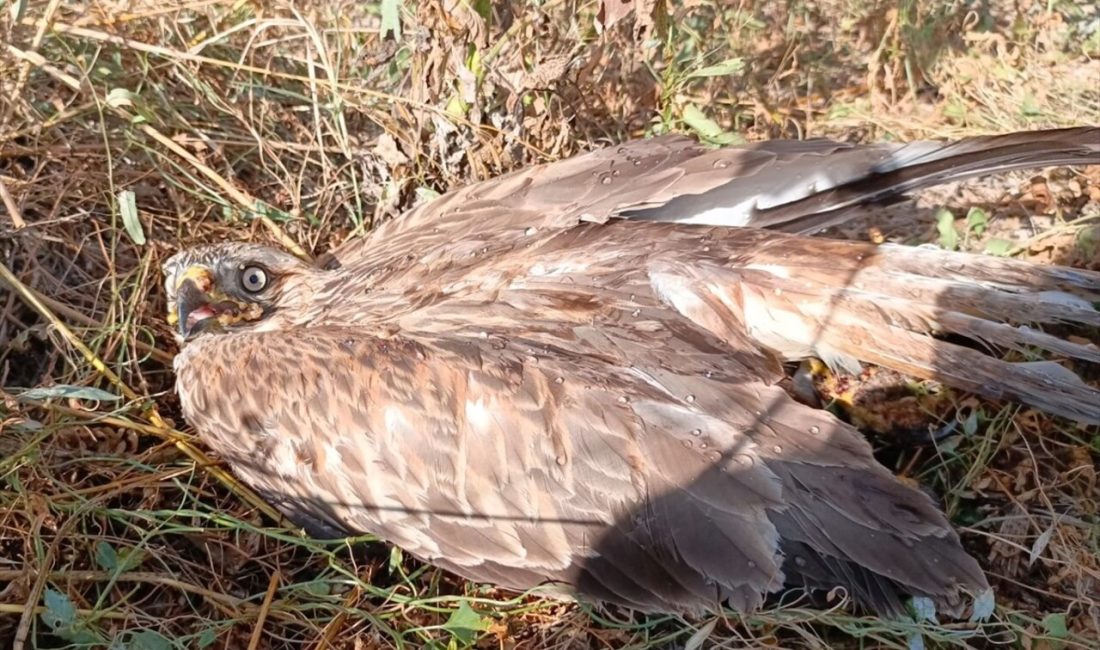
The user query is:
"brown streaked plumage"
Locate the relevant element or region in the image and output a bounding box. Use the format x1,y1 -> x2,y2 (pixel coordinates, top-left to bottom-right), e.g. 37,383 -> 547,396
166,127 -> 1100,618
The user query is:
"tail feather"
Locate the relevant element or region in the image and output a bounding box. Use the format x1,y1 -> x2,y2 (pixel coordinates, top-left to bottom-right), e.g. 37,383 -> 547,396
651,229 -> 1100,424
933,311 -> 1099,362
819,324 -> 1100,424
860,272 -> 1100,328
740,278 -> 1100,364
740,235 -> 1100,325
873,243 -> 1100,298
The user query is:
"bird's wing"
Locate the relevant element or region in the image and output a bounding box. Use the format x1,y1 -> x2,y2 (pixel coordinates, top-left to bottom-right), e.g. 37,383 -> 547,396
174,321 -> 987,616
326,126 -> 1099,271
315,215 -> 1100,425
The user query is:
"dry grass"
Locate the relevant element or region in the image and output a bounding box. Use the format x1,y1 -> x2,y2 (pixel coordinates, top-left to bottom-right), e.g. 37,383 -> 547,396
1,1 -> 1097,648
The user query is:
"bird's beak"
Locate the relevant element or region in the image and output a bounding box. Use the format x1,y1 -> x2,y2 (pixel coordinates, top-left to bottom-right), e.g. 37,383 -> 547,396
170,265 -> 216,339
167,264 -> 266,341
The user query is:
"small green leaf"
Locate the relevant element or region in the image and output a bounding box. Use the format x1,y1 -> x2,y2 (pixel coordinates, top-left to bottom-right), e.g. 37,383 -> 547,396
1041,612 -> 1067,635
681,104 -> 740,145
1075,226 -> 1099,259
1042,612 -> 1067,640
251,200 -> 294,223
105,88 -> 137,109
96,541 -> 119,571
381,0 -> 402,40
127,630 -> 174,650
961,410 -> 979,437
388,546 -> 404,574
106,88 -> 154,124
118,547 -> 147,572
118,190 -> 145,245
965,206 -> 988,236
17,385 -> 122,402
983,238 -> 1013,256
688,58 -> 744,78
936,209 -> 959,251
466,43 -> 483,79
936,435 -> 962,454
1020,93 -> 1043,117
944,97 -> 969,123
41,588 -> 77,630
297,580 -> 331,597
196,628 -> 218,649
11,418 -> 43,432
444,93 -> 468,118
442,601 -> 490,644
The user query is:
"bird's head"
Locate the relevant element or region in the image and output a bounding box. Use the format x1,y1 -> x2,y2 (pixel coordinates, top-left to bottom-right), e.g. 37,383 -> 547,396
163,243 -> 312,342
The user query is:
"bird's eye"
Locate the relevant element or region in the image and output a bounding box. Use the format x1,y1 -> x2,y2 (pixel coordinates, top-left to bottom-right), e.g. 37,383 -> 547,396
241,266 -> 268,293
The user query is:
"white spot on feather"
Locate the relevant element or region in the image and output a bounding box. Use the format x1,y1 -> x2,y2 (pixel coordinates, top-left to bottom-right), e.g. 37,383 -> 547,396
648,271 -> 707,315
270,442 -> 299,479
629,171 -> 839,226
663,201 -> 754,226
465,397 -> 493,430
383,405 -> 407,433
252,319 -> 283,332
529,260 -> 590,277
321,441 -> 343,473
743,263 -> 791,279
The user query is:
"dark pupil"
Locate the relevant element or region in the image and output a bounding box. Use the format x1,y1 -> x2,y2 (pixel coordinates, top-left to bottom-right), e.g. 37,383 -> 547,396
246,270 -> 263,289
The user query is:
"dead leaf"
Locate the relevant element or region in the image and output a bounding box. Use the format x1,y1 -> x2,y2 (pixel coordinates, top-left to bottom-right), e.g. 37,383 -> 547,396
374,133 -> 408,169
596,0 -> 638,32
1028,175 -> 1053,213
596,0 -> 667,40
1027,521 -> 1057,566
521,55 -> 572,91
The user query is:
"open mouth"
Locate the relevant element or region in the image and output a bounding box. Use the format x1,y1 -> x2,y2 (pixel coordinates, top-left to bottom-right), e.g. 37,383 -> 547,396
172,269 -> 264,338
185,304 -> 218,332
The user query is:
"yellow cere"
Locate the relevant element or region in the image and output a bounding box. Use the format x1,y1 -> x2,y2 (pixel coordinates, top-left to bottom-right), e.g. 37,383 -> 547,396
176,265 -> 215,291
167,265 -> 213,325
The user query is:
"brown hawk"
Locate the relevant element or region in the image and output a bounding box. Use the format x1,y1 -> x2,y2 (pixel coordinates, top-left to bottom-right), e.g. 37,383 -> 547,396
164,127 -> 1099,618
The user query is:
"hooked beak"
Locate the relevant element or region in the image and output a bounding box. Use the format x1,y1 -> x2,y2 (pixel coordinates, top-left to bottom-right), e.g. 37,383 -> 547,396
177,278 -> 218,339
170,265 -> 217,339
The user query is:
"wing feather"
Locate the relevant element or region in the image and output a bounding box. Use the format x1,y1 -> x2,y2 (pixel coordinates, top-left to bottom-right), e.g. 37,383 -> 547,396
176,321 -> 986,615
325,127 -> 1098,275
